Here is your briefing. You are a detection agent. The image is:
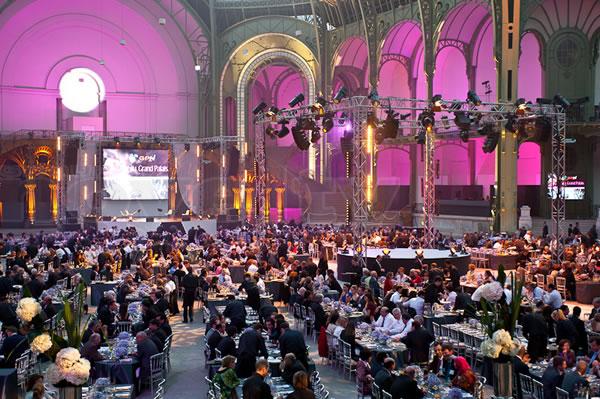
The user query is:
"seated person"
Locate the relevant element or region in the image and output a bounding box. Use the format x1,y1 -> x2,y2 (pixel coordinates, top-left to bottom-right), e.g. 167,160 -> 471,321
134,332 -> 159,383
216,325 -> 238,358
0,326 -> 30,368
81,333 -> 104,376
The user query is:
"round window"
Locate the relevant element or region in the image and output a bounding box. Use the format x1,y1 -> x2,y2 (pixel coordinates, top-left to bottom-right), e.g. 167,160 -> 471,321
59,68 -> 106,113
555,36 -> 580,69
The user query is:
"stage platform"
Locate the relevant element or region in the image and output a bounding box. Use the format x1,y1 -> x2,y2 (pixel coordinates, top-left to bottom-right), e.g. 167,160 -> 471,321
336,247 -> 471,284
97,218 -> 217,235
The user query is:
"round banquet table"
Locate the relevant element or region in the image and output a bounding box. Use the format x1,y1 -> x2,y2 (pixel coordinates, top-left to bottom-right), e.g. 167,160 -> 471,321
337,248 -> 470,276
265,280 -> 285,301
575,281 -> 600,304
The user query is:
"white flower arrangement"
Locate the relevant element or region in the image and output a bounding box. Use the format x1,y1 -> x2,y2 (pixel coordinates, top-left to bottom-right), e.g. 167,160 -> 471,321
31,334 -> 52,354
16,297 -> 42,323
46,348 -> 91,387
471,281 -> 504,302
480,329 -> 521,359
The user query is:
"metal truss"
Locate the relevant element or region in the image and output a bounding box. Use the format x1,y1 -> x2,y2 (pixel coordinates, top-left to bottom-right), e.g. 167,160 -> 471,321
351,108 -> 370,267
255,96 -> 565,249
254,127 -> 267,235
551,110 -> 566,263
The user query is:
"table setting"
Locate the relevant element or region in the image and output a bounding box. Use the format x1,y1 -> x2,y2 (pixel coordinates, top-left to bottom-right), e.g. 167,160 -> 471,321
95,332 -> 140,386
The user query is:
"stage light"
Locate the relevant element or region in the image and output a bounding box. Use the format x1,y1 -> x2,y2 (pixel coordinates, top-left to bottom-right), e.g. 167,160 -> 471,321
184,143 -> 190,151
355,244 -> 363,255
266,126 -> 278,138
382,248 -> 391,257
431,94 -> 443,111
154,137 -> 161,144
278,120 -> 290,138
482,129 -> 500,153
460,130 -> 470,143
454,111 -> 472,131
368,89 -> 380,106
333,87 -> 347,104
419,110 -> 435,129
252,102 -> 268,115
315,96 -> 328,108
478,123 -> 494,136
322,113 -> 334,133
415,248 -> 424,258
515,98 -> 530,115
113,137 -> 120,144
266,106 -> 279,120
311,101 -> 325,118
311,130 -> 321,143
449,246 -> 457,256
467,90 -> 481,106
291,120 -> 311,151
553,94 -> 570,108
415,128 -> 426,145
194,64 -> 201,71
301,118 -> 318,132
377,108 -> 399,141
134,137 -> 141,146
505,114 -> 518,133
289,93 -> 305,107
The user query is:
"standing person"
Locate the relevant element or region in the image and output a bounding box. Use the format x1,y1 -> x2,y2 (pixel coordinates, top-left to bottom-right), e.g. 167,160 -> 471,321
242,359 -> 273,399
570,306 -> 588,355
522,304 -> 549,361
400,319 -> 434,365
181,268 -> 199,323
356,349 -> 373,396
236,323 -> 269,378
279,322 -> 308,369
542,356 -> 566,399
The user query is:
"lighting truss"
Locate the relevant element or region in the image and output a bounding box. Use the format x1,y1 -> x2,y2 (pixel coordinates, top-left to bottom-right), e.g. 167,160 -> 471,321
255,96 -> 565,258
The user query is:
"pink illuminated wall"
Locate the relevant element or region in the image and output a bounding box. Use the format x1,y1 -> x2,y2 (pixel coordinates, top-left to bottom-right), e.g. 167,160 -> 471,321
517,142 -> 542,185
518,33 -> 543,100
332,37 -> 369,96
0,0 -> 205,135
377,149 -> 410,185
433,47 -> 469,100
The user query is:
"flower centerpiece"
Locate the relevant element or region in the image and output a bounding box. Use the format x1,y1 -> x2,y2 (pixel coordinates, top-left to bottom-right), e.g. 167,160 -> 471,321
471,265 -> 523,398
18,283 -> 90,399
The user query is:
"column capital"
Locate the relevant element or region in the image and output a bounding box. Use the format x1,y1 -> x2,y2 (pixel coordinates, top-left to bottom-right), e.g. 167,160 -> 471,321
275,187 -> 286,194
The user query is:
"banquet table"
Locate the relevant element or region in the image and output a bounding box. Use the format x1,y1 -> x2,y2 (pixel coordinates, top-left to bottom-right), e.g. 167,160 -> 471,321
73,268 -> 94,285
489,253 -> 518,270
229,266 -> 246,284
95,358 -> 140,390
576,281 -> 600,304
90,281 -> 119,306
424,312 -> 462,334
265,280 -> 285,301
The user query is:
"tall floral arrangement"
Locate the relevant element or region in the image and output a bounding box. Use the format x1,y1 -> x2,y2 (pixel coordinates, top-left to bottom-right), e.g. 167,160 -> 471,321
18,283 -> 90,387
471,265 -> 523,360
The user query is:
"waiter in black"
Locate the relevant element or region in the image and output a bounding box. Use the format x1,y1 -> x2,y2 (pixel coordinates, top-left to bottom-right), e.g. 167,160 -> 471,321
181,268 -> 199,323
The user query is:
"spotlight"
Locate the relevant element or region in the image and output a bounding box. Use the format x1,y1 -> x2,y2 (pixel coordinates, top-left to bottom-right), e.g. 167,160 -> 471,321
322,113 -> 334,133
415,248 -> 424,258
467,90 -> 481,106
315,96 -> 328,107
400,113 -> 411,120
134,136 -> 141,146
505,114 -> 518,133
311,101 -> 325,118
415,128 -> 426,144
482,129 -> 500,153
368,89 -> 380,106
113,137 -> 120,144
553,94 -> 570,108
515,98 -> 530,115
278,120 -> 290,138
154,137 -> 161,144
380,108 -> 399,139
194,64 -> 201,72
431,94 -> 443,111
478,123 -> 494,136
419,110 -> 435,129
311,131 -> 321,143
266,126 -> 278,138
266,106 -> 279,118
355,244 -> 363,255
382,248 -> 391,257
333,87 -> 347,104
289,93 -> 305,108
292,119 -> 311,150
184,143 -> 190,151
454,111 -> 472,131
520,116 -> 551,143
301,118 -> 318,132
252,102 -> 268,115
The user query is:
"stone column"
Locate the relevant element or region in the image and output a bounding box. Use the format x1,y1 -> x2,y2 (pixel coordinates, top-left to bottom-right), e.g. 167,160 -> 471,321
24,183 -> 36,224
245,187 -> 254,219
275,187 -> 285,223
232,188 -> 240,211
49,183 -> 58,223
265,188 -> 272,222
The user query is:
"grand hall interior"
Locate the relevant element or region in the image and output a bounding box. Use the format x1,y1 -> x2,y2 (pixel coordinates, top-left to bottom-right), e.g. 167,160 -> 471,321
0,0 -> 599,398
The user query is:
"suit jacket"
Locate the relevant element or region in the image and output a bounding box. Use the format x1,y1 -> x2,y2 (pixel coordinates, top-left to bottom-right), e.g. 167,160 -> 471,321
136,338 -> 159,378
570,315 -> 588,352
0,333 -> 29,368
81,341 -> 103,364
522,312 -> 548,337
513,356 -> 530,399
242,373 -> 273,399
279,329 -> 308,364
310,302 -> 327,331
542,366 -> 564,399
556,319 -> 578,345
216,336 -> 237,358
224,300 -> 247,330
390,375 -> 424,399
238,329 -> 268,358
401,327 -> 434,364
281,359 -> 306,385
374,369 -> 395,393
207,330 -> 223,359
